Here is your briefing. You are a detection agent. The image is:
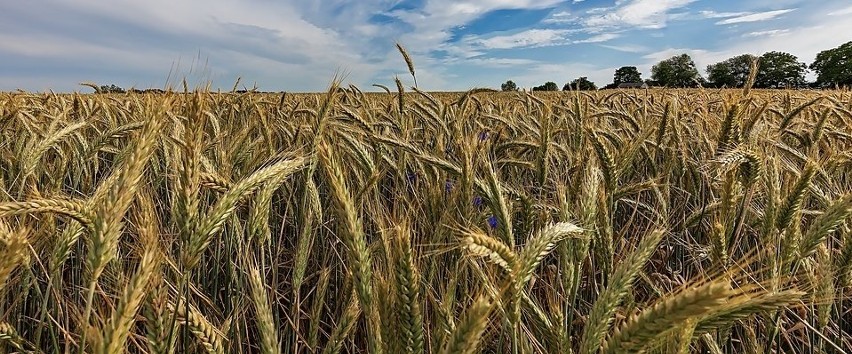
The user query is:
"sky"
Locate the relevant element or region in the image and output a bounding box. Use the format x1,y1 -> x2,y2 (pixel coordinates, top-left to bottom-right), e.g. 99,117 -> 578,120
1,0 -> 851,92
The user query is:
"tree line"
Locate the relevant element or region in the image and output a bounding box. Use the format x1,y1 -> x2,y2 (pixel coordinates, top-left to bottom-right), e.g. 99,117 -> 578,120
506,40 -> 852,91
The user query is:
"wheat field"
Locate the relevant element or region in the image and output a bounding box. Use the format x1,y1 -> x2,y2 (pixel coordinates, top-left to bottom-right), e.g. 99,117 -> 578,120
1,84 -> 851,353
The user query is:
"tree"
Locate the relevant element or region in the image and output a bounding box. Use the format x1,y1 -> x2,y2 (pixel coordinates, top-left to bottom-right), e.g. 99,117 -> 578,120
564,77 -> 597,91
532,82 -> 559,91
810,41 -> 852,88
80,82 -> 125,94
651,54 -> 701,87
706,54 -> 757,88
613,66 -> 642,85
501,80 -> 519,91
755,51 -> 806,88
99,84 -> 125,93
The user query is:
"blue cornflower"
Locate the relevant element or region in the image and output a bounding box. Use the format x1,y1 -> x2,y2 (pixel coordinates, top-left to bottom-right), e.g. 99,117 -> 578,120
473,195 -> 483,207
478,130 -> 489,141
487,215 -> 498,229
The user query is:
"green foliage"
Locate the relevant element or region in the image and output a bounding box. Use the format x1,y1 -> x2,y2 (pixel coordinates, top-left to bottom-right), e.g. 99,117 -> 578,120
707,54 -> 758,87
613,66 -> 643,85
651,54 -> 701,87
564,77 -> 597,91
755,51 -> 807,88
532,81 -> 559,91
99,84 -> 125,94
501,80 -> 519,91
810,41 -> 852,87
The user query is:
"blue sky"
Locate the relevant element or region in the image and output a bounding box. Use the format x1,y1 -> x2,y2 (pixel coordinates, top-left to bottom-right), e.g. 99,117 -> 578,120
2,0 -> 851,92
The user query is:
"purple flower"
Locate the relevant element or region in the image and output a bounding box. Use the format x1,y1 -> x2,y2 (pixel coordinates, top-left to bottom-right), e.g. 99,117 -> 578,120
487,215 -> 498,229
478,130 -> 489,141
445,179 -> 453,193
473,195 -> 483,207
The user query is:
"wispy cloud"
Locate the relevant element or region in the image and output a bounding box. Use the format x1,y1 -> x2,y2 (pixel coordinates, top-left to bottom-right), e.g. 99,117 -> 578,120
715,9 -> 795,25
460,57 -> 539,67
599,44 -> 650,53
575,33 -> 620,44
583,0 -> 696,30
469,29 -> 573,49
698,10 -> 751,18
828,5 -> 852,16
542,10 -> 573,24
743,29 -> 790,37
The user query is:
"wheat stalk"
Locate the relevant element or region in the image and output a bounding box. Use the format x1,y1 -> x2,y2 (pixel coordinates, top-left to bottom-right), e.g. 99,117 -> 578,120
318,141 -> 381,353
440,296 -> 493,354
322,291 -> 361,354
393,224 -> 424,354
0,226 -> 28,290
99,246 -> 161,354
604,281 -> 733,353
395,43 -> 417,88
0,198 -> 91,225
185,156 -> 306,268
168,301 -> 226,354
247,263 -> 280,354
579,229 -> 665,353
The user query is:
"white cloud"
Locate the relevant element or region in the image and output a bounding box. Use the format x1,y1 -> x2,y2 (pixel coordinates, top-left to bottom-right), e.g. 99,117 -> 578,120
828,5 -> 852,16
743,29 -> 790,37
698,10 -> 751,18
542,10 -> 573,23
469,29 -> 573,49
461,57 -> 539,67
583,0 -> 696,30
715,9 -> 795,25
586,7 -> 610,14
599,44 -> 650,53
391,0 -> 563,40
575,33 -> 620,44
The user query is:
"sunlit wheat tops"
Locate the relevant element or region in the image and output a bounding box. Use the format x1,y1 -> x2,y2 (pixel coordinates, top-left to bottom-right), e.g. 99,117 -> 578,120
0,82 -> 851,353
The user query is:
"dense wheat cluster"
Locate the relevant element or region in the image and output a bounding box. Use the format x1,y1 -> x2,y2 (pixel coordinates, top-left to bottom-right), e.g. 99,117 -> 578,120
1,85 -> 852,353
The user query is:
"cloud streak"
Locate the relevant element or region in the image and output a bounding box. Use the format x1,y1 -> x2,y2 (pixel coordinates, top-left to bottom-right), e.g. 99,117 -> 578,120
583,0 -> 696,30
698,10 -> 751,18
470,29 -> 573,49
715,9 -> 795,25
743,29 -> 791,37
575,33 -> 620,44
